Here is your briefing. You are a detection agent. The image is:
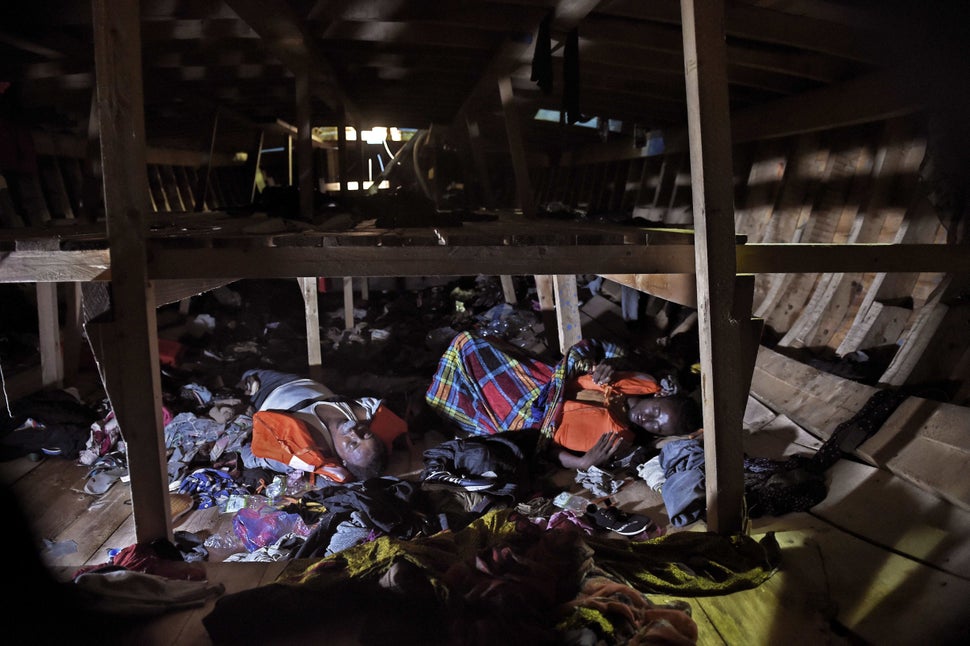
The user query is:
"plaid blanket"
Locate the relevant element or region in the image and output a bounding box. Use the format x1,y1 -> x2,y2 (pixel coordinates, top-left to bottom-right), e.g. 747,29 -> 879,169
425,331 -> 625,440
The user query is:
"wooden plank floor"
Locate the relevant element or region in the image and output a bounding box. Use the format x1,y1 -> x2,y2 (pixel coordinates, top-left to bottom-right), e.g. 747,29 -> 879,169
6,395 -> 970,645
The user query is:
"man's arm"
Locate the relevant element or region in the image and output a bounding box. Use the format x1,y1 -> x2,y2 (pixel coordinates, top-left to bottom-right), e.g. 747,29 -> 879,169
551,431 -> 624,470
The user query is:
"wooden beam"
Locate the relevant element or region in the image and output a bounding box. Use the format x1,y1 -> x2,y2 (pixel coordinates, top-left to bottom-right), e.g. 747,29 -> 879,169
567,61 -> 927,167
298,277 -> 322,367
36,282 -> 64,388
577,14 -> 858,83
464,116 -> 494,208
296,65 -> 314,220
343,276 -> 354,331
0,249 -> 111,282
857,397 -> 970,512
61,282 -> 83,385
606,0 -> 893,64
600,273 -> 697,307
338,119 -> 348,196
194,109 -> 219,211
452,0 -> 599,124
497,76 -> 535,218
681,0 -> 746,534
248,130 -> 264,203
4,240 -> 967,286
154,279 -> 238,307
500,275 -> 517,304
737,243 -> 970,274
148,244 -> 698,279
92,0 -> 170,543
223,0 -> 357,119
534,274 -> 559,351
665,65 -> 926,151
553,274 -> 582,354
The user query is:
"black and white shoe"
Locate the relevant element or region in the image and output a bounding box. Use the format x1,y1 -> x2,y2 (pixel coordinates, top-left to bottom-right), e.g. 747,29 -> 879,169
423,470 -> 498,492
585,503 -> 654,536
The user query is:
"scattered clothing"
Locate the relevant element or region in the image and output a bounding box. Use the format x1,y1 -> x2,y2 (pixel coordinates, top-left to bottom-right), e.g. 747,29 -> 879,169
202,507 -> 777,645
658,439 -> 707,528
73,569 -> 224,616
421,429 -> 540,501
0,388 -> 100,461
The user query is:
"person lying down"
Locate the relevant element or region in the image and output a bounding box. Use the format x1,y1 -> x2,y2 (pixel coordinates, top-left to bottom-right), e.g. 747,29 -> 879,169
236,330 -> 700,490
425,331 -> 702,472
238,369 -> 407,484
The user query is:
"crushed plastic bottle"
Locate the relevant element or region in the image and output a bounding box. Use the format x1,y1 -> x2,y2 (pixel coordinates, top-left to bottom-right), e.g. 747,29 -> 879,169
265,475 -> 285,503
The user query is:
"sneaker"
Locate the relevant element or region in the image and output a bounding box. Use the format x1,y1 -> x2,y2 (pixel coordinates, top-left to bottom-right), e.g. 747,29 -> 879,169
423,470 -> 498,492
585,504 -> 653,536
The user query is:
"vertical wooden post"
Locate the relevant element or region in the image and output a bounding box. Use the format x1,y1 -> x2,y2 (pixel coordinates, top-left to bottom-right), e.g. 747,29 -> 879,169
62,282 -> 83,385
357,126 -> 366,191
343,276 -> 354,330
534,275 -> 559,351
92,0 -> 170,543
287,135 -> 294,186
194,109 -> 219,211
80,91 -> 103,223
465,116 -> 494,208
36,283 -> 63,388
500,275 -> 517,304
298,277 -> 322,368
248,129 -> 264,202
338,119 -> 348,197
325,148 -> 339,189
296,64 -> 314,220
497,76 -> 534,217
681,0 -> 746,534
553,274 -> 582,354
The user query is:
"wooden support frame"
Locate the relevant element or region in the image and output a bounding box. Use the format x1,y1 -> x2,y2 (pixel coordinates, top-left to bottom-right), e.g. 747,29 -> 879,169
497,76 -> 535,218
681,0 -> 747,534
18,0 -> 967,552
298,277 -> 322,368
92,0 -> 170,543
194,108 -> 219,212
464,116 -> 494,209
296,64 -> 314,220
36,282 -> 63,388
500,275 -> 517,304
553,274 -> 582,354
534,274 -> 559,351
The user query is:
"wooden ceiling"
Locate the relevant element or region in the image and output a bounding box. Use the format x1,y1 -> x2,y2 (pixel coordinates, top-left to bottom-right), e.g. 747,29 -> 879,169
0,1 -> 963,156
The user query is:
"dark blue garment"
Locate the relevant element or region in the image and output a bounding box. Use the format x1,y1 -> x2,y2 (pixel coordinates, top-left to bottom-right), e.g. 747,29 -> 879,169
240,368 -> 302,410
658,438 -> 706,527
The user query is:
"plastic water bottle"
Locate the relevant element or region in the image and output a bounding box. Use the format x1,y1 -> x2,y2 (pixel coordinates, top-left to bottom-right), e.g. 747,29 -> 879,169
265,475 -> 284,503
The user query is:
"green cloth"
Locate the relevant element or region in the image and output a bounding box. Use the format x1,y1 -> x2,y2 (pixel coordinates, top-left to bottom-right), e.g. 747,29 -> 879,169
279,507 -> 779,597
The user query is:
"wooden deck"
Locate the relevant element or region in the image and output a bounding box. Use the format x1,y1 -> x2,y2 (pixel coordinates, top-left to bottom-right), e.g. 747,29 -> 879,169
6,394 -> 969,645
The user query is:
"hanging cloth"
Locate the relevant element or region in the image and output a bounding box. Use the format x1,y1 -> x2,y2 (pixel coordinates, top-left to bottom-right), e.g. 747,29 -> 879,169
563,28 -> 582,124
531,11 -> 553,94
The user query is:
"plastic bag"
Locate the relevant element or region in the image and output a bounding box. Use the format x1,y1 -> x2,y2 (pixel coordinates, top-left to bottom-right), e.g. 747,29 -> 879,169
232,506 -> 311,552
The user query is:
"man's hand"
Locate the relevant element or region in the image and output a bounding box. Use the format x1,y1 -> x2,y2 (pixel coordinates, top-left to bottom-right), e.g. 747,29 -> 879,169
242,375 -> 260,397
578,431 -> 623,469
590,363 -> 615,386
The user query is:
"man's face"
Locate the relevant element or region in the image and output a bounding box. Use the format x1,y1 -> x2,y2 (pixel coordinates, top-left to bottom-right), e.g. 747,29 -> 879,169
332,419 -> 381,469
627,396 -> 682,436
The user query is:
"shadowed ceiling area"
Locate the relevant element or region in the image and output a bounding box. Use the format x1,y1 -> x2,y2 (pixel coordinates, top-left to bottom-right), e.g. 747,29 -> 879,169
3,0 -> 962,157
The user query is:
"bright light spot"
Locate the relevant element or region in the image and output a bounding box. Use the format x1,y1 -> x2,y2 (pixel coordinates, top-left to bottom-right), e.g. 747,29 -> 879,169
362,127 -> 388,144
